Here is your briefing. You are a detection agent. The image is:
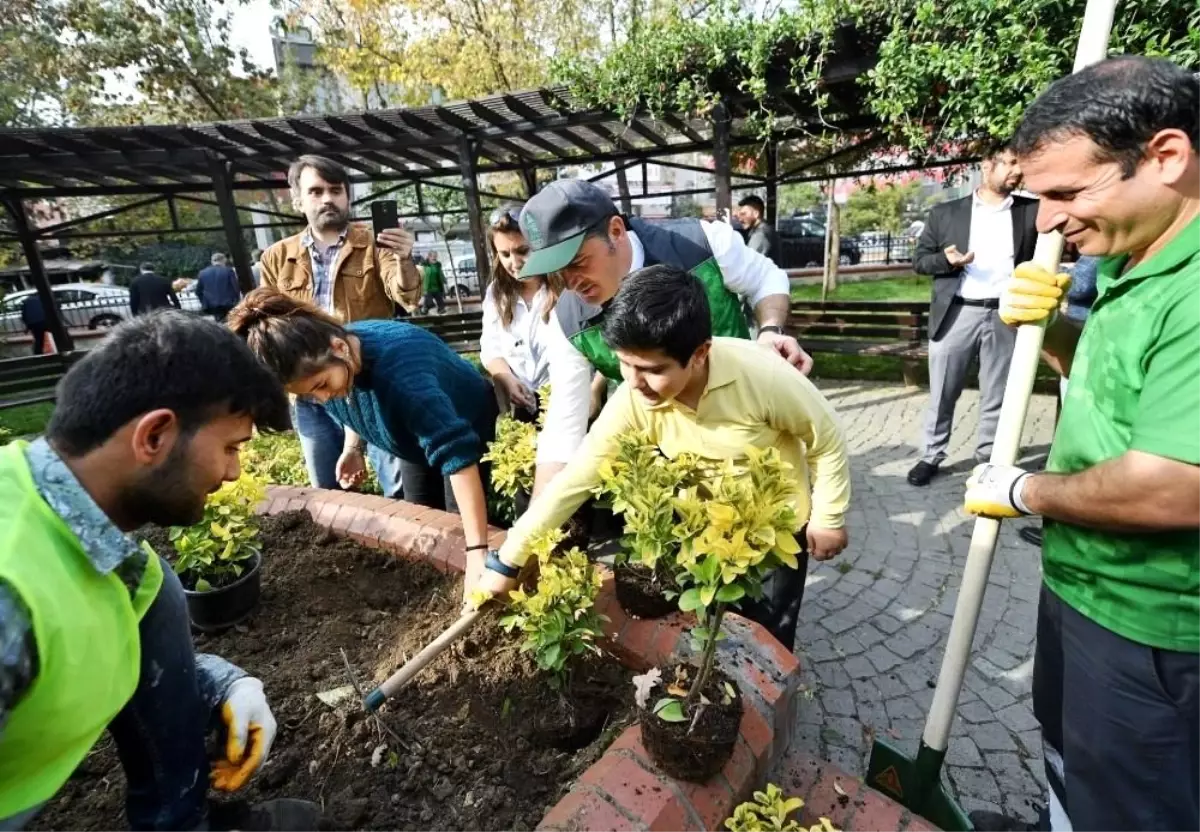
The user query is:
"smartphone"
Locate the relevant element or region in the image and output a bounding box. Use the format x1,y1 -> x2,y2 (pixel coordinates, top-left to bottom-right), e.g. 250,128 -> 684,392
371,200 -> 399,238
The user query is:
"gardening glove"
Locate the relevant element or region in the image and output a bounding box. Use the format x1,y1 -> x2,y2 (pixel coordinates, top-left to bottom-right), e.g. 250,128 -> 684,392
964,464 -> 1034,519
1000,262 -> 1071,327
211,677 -> 277,792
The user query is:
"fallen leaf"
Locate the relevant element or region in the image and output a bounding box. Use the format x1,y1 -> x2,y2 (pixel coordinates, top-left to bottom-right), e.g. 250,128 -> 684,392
631,667 -> 662,709
370,744 -> 388,768
315,684 -> 357,707
667,683 -> 689,697
833,781 -> 847,798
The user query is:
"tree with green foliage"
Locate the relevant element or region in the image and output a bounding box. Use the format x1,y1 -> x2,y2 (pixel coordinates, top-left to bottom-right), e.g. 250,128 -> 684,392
840,180 -> 924,236
777,183 -> 823,218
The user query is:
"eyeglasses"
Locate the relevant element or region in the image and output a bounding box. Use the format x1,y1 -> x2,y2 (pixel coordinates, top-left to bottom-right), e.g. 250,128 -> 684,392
489,206 -> 522,227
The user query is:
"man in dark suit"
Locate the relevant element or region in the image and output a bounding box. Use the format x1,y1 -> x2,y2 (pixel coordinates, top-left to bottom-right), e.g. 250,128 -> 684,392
908,147 -> 1039,486
195,253 -> 242,322
129,262 -> 180,315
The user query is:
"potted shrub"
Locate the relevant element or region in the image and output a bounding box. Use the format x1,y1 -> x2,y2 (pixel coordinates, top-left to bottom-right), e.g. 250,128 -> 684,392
167,472 -> 267,632
724,783 -> 838,832
634,446 -> 803,781
595,431 -> 708,618
495,529 -> 610,746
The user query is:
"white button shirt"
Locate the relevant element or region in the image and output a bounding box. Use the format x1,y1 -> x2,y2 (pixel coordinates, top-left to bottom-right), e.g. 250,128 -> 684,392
479,282 -> 552,391
536,219 -> 791,465
958,192 -> 1015,300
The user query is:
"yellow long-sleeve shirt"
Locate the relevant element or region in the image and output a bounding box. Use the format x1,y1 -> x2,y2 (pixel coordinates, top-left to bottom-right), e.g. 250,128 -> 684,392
500,337 -> 852,567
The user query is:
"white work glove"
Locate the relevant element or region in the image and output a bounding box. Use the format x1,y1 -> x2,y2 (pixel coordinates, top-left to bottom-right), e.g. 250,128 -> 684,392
211,677 -> 277,792
964,464 -> 1034,519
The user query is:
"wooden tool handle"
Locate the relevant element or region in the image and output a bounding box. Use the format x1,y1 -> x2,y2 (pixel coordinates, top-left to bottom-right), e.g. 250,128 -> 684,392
364,609 -> 483,711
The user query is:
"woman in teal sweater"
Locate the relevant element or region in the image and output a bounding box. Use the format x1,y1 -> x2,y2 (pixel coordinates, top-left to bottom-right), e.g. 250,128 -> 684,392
229,288 -> 497,598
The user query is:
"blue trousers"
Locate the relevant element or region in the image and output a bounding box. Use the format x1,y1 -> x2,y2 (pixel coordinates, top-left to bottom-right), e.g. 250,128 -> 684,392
292,397 -> 403,498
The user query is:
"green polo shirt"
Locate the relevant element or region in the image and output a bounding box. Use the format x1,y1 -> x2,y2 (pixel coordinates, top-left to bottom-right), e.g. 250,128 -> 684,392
1043,216 -> 1199,652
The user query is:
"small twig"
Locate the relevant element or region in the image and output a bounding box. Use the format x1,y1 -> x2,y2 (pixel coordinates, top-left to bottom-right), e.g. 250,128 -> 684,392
339,648 -> 412,751
318,737 -> 341,802
687,702 -> 707,736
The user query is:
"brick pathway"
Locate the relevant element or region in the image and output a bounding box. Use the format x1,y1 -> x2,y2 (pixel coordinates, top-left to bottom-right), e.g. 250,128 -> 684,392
778,380 -> 1059,825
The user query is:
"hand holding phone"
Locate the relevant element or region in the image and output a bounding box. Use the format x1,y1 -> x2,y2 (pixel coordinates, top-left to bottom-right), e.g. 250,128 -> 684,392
372,200 -> 414,258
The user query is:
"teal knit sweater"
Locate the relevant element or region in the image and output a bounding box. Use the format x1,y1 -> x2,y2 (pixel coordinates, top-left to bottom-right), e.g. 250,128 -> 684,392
321,320 -> 495,476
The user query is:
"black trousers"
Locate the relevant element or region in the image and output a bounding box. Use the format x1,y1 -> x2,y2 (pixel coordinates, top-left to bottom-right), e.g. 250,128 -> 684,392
736,542 -> 810,653
29,324 -> 47,355
1033,584 -> 1199,830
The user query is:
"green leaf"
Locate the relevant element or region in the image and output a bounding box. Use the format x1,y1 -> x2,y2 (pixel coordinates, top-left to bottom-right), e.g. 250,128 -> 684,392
652,698 -> 686,722
678,587 -> 704,612
716,584 -> 745,603
194,577 -> 212,592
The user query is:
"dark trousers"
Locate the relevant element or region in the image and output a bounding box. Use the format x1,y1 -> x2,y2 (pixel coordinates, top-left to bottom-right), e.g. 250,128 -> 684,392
28,325 -> 46,355
205,306 -> 234,323
737,545 -> 810,653
1033,584 -> 1199,830
419,291 -> 445,314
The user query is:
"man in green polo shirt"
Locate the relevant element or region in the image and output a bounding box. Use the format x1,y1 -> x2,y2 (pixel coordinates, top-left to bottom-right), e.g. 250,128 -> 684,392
963,56 -> 1198,831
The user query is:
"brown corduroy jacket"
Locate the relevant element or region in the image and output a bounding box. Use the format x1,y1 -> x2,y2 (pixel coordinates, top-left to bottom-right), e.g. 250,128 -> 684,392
259,222 -> 421,320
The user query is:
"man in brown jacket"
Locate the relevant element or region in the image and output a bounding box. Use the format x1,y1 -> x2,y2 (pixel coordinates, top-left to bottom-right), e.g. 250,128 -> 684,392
259,155 -> 422,498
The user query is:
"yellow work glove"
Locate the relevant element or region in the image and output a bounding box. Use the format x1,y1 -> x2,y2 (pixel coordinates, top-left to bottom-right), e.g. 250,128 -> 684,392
210,677 -> 277,792
965,464 -> 1034,519
999,262 -> 1071,326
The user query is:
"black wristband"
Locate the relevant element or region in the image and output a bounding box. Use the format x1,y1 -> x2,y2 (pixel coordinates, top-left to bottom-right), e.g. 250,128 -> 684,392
465,544 -> 489,552
484,549 -> 520,579
758,324 -> 784,335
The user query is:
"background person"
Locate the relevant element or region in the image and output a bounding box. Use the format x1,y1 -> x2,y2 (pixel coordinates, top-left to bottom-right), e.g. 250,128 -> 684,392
19,294 -> 46,356
964,56 -> 1198,832
908,147 -> 1040,487
419,250 -> 447,315
479,266 -> 850,651
736,194 -> 779,264
195,253 -> 242,323
0,311 -> 315,831
250,249 -> 264,288
129,261 -> 181,316
517,179 -> 813,497
258,155 -> 421,499
229,289 -> 498,604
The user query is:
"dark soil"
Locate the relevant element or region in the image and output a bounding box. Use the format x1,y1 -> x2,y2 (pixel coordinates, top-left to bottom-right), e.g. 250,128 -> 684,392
613,561 -> 682,619
35,511 -> 633,831
638,664 -> 743,783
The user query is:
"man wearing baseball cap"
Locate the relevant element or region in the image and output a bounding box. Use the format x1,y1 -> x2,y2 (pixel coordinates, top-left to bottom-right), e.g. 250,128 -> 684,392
519,179 -> 812,493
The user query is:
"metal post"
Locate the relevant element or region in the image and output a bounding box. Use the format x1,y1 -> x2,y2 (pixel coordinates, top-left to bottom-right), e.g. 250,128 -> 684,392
209,157 -> 254,293
712,103 -> 733,219
167,196 -> 181,231
765,141 -> 779,226
457,137 -> 491,289
416,182 -> 427,217
615,167 -> 633,214
3,198 -> 73,352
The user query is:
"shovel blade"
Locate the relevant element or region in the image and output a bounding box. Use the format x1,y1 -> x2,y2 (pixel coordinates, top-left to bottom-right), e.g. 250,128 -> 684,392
866,739 -> 972,831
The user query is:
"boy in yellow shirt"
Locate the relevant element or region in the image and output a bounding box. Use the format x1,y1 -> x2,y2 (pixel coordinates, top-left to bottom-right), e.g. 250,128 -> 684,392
480,264 -> 851,650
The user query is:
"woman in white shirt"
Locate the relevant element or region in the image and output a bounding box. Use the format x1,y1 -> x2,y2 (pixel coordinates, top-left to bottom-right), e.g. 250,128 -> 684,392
480,206 -> 552,419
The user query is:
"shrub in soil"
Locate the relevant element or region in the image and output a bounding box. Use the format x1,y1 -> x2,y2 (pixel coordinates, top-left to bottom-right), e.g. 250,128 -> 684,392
724,783 -> 839,832
34,511 -> 632,831
634,445 -> 804,781
595,431 -> 711,617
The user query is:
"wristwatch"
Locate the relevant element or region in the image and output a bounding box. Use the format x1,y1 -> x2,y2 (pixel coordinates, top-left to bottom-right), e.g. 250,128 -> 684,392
484,549 -> 520,579
758,325 -> 784,336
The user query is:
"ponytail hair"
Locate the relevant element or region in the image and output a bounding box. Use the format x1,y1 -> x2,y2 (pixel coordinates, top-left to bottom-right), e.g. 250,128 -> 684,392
227,288 -> 355,383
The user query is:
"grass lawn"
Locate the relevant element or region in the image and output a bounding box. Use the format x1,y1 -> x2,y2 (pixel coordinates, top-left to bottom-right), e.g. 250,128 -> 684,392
0,402 -> 55,442
791,274 -> 930,302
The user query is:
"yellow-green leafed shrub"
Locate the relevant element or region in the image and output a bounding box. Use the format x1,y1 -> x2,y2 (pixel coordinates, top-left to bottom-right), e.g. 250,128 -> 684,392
168,473 -> 266,591
240,431 -> 309,487
725,784 -> 838,832
483,416 -> 537,503
498,529 -> 607,684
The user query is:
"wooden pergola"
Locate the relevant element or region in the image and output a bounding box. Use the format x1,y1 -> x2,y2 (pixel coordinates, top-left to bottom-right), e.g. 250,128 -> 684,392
0,34 -> 969,350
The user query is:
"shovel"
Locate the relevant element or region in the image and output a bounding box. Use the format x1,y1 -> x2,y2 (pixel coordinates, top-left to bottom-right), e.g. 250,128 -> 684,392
363,609 -> 483,711
864,3 -> 1117,828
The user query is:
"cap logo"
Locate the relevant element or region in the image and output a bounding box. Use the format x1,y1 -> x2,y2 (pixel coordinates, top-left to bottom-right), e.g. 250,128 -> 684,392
521,212 -> 544,248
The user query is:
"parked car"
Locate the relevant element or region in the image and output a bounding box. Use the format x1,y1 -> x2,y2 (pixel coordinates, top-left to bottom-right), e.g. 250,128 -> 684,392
0,283 -> 134,335
775,217 -> 862,269
448,256 -> 481,299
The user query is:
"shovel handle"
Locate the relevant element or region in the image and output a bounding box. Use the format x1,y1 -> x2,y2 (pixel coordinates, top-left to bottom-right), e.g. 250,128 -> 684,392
364,609 -> 484,711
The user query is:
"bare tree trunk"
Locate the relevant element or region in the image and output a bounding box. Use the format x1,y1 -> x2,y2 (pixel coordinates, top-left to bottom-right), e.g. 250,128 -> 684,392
822,175 -> 840,302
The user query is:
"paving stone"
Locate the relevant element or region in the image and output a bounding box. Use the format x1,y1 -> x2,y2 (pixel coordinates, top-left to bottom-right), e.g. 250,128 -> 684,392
865,645 -> 904,673
843,655 -> 876,680
949,767 -> 1002,803
822,688 -> 857,718
987,751 -> 1041,795
995,703 -> 1040,734
831,633 -> 866,657
802,639 -> 839,662
948,736 -> 985,768
812,660 -> 853,690
822,716 -> 867,751
876,673 -> 909,699
1017,729 -> 1043,758
973,721 -> 1019,752
872,614 -> 905,634
977,683 -> 1018,711
959,700 -> 997,724
885,696 -> 924,722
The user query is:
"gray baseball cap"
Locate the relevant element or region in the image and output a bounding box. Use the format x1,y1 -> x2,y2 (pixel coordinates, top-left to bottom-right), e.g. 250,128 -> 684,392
518,179 -> 617,278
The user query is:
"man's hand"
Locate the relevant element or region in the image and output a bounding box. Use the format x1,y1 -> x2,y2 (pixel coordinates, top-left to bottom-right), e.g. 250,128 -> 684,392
944,245 -> 975,268
335,448 -> 366,489
757,331 -> 814,375
1000,262 -> 1071,326
211,678 -> 277,792
376,227 -> 415,259
807,526 -> 848,561
965,464 -> 1034,519
496,373 -> 537,411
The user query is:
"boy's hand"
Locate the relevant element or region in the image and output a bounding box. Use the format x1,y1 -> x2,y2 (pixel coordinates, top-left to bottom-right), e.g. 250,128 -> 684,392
807,526 -> 847,560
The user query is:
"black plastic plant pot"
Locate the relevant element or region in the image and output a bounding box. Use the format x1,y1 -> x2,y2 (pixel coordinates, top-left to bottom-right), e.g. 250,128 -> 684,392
183,551 -> 262,633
